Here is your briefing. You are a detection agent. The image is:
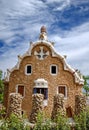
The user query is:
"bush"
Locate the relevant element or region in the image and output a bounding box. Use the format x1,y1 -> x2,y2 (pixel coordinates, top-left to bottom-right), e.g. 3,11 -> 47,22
2,109 -> 89,130
0,106 -> 6,119
86,108 -> 89,130
55,113 -> 71,130
0,113 -> 30,130
33,112 -> 71,130
74,111 -> 86,130
33,112 -> 44,130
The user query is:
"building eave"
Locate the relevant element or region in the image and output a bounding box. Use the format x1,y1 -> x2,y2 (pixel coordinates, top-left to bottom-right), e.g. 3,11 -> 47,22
4,39 -> 84,85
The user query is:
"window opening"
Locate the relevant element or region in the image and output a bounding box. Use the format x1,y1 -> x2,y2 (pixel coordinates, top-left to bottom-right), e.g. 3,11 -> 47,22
58,86 -> 65,96
27,65 -> 31,74
51,65 -> 57,74
58,86 -> 66,97
33,88 -> 48,99
17,85 -> 24,97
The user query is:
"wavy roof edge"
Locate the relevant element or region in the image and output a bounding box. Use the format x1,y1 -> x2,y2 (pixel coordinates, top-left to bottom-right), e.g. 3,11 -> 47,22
4,40 -> 84,85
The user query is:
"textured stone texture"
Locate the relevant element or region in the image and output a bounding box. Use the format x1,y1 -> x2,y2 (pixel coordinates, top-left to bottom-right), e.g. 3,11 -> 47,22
51,93 -> 66,120
4,43 -> 83,118
75,95 -> 86,115
29,94 -> 44,123
3,83 -> 9,109
8,93 -> 22,117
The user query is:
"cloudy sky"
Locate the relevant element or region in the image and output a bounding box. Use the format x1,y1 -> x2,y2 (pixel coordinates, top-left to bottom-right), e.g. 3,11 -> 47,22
0,0 -> 89,76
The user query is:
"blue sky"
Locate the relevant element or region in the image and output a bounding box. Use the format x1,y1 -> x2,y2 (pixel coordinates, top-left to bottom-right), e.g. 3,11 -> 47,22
0,0 -> 89,76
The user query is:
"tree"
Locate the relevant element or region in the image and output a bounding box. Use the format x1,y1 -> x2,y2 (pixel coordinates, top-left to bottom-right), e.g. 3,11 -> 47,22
83,76 -> 89,96
0,70 -> 4,103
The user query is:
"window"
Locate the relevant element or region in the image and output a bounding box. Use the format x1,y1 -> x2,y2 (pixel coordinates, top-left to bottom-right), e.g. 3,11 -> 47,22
33,88 -> 48,99
50,65 -> 57,75
66,107 -> 73,117
58,86 -> 67,98
17,85 -> 25,97
25,65 -> 32,75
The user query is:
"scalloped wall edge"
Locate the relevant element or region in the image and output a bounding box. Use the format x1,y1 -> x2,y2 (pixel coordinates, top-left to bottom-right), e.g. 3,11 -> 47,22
4,40 -> 84,85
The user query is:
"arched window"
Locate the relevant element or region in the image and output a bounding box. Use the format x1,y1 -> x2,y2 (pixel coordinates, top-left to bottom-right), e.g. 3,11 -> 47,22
25,64 -> 32,75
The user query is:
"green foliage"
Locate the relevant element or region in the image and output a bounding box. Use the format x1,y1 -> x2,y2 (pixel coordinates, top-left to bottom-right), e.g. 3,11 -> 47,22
0,113 -> 30,130
83,75 -> 89,96
33,112 -> 52,130
1,109 -> 89,130
86,108 -> 89,130
33,112 -> 44,130
42,118 -> 52,130
74,111 -> 86,130
0,70 -> 4,103
33,112 -> 71,130
0,106 -> 6,119
55,113 -> 71,130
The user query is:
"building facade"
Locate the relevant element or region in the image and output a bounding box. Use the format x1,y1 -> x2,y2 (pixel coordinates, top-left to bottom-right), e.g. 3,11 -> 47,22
4,26 -> 84,118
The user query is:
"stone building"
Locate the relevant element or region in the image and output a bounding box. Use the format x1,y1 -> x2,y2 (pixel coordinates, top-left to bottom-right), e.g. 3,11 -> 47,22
4,26 -> 84,118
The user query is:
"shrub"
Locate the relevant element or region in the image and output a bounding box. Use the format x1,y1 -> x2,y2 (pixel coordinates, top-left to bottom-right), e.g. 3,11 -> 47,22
33,112 -> 71,130
33,112 -> 44,130
0,113 -> 30,130
55,113 -> 71,130
86,108 -> 89,130
33,112 -> 54,130
74,111 -> 86,130
0,106 -> 6,119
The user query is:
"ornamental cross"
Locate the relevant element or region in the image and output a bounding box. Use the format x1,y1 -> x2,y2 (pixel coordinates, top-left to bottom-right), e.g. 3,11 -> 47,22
34,47 -> 49,60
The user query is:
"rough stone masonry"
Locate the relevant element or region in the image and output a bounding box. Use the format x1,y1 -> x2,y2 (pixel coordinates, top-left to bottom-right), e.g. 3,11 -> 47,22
51,93 -> 66,120
75,94 -> 86,115
30,94 -> 44,123
8,93 -> 22,117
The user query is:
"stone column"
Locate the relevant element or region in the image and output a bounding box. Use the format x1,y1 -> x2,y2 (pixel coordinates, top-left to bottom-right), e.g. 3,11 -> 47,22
51,93 -> 66,120
30,94 -> 44,123
75,95 -> 86,115
8,93 -> 22,117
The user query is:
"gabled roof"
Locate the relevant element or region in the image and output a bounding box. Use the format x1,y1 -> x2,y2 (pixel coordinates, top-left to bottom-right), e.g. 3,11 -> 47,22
4,26 -> 84,85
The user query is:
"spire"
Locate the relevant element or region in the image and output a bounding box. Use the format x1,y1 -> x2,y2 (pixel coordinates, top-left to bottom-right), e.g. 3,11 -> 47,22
39,26 -> 48,41
41,26 -> 46,33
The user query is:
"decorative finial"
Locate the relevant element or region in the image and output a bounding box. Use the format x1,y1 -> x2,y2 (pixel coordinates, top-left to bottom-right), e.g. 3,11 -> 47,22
39,26 -> 47,41
40,26 -> 46,33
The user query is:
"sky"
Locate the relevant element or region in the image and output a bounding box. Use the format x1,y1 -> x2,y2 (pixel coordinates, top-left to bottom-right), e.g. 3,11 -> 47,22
0,0 -> 89,76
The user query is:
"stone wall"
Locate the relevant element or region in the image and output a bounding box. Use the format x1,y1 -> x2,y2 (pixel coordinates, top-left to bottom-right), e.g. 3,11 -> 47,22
8,93 -> 22,117
51,93 -> 66,120
29,94 -> 44,123
75,95 -> 86,115
4,43 -> 83,118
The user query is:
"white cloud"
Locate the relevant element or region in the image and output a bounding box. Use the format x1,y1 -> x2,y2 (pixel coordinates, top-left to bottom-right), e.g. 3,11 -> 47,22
1,21 -> 89,75
0,0 -> 54,45
51,22 -> 89,75
45,0 -> 70,4
71,0 -> 89,5
0,40 -> 29,73
45,0 -> 70,11
0,0 -> 89,76
54,1 -> 70,11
